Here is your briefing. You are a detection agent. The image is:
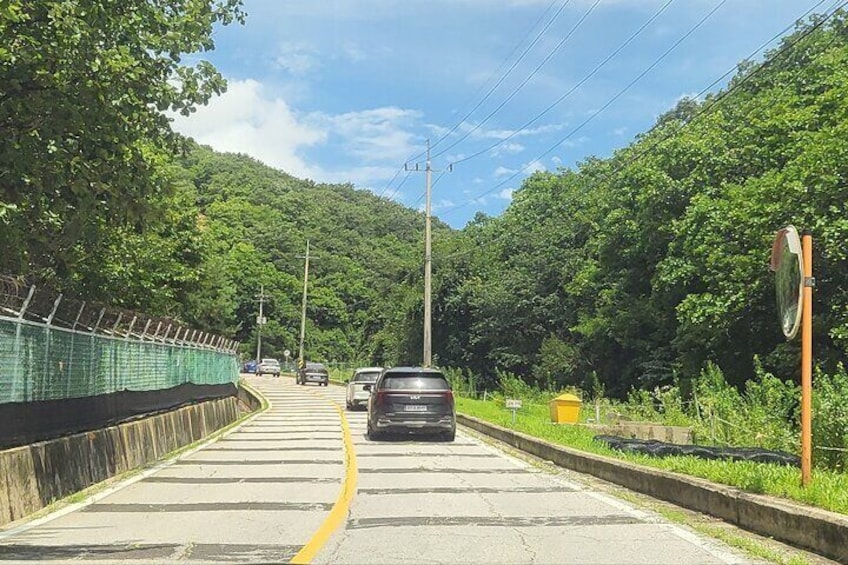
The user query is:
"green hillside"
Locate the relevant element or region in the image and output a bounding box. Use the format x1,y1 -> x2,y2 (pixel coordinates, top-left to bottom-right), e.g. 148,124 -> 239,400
427,13 -> 848,396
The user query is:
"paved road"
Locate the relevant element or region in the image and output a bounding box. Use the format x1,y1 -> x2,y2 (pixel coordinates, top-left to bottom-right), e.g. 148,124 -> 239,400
0,376 -> 753,564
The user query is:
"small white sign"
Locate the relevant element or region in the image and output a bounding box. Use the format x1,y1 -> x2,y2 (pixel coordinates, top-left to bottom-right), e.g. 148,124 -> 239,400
505,399 -> 522,409
283,349 -> 291,359
256,316 -> 267,325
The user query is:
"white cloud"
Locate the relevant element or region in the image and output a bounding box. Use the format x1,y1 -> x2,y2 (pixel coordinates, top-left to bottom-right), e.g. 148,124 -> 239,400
562,136 -> 589,148
432,199 -> 456,211
490,142 -> 525,156
275,42 -> 319,75
551,156 -> 562,165
497,188 -> 514,201
171,79 -> 325,178
523,159 -> 546,174
494,166 -> 517,178
341,41 -> 366,62
309,106 -> 422,162
472,177 -> 484,184
613,127 -> 628,137
171,78 -> 421,187
460,121 -> 564,141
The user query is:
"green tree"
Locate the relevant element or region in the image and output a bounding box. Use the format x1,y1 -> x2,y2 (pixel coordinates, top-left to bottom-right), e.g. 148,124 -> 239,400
0,0 -> 244,279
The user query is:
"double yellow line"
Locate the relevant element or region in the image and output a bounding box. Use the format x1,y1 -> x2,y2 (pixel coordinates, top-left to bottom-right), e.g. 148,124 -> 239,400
290,397 -> 358,564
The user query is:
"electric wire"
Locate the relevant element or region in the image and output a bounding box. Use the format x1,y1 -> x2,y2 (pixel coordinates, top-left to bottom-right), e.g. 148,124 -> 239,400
375,165 -> 406,199
435,0 -> 839,262
379,0 -> 566,197
609,0 -> 840,179
450,0 -> 676,167
415,0 -> 572,162
438,0 -> 729,216
421,0 -> 562,160
384,170 -> 413,202
431,0 -> 602,161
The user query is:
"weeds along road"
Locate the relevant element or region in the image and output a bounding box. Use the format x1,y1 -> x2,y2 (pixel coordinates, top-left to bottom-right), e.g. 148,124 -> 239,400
0,376 -> 755,564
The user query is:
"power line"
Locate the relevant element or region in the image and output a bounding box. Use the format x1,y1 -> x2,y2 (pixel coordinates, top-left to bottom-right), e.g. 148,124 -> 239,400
412,171 -> 447,209
438,0 -> 729,216
450,0 -> 676,167
446,0 -> 560,125
378,0 -> 565,196
431,0 -> 602,161
375,165 -> 406,200
417,0 -> 573,162
611,0 -> 840,178
384,170 -> 413,202
435,0 -> 839,262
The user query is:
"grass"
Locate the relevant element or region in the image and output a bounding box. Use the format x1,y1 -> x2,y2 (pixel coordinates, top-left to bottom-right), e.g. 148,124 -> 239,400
652,505 -> 811,565
456,396 -> 848,515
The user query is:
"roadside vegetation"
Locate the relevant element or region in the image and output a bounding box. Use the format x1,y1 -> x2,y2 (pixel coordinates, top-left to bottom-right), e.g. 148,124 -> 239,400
446,366 -> 848,515
3,2 -> 848,513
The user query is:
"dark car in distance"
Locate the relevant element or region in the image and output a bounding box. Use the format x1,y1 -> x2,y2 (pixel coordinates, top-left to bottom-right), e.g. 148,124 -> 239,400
297,362 -> 329,386
365,367 -> 455,441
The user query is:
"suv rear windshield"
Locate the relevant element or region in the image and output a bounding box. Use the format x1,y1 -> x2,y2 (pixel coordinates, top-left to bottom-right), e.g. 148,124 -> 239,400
306,364 -> 328,374
353,372 -> 380,382
380,372 -> 450,390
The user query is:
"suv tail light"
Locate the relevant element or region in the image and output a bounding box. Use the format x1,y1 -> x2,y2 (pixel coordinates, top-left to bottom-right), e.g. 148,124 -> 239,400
374,390 -> 389,407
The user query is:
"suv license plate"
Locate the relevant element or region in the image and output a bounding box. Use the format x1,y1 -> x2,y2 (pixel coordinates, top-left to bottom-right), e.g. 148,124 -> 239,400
404,405 -> 427,412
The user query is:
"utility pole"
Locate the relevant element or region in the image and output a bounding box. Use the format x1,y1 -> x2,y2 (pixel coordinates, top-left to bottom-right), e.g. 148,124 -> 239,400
406,139 -> 451,367
255,285 -> 268,361
297,240 -> 316,368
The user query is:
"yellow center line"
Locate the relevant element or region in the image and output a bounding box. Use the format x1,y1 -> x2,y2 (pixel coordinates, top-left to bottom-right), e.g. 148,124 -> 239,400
290,389 -> 357,564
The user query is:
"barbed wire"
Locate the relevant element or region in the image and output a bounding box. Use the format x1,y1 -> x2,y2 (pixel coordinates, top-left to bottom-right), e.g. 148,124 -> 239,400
0,274 -> 239,353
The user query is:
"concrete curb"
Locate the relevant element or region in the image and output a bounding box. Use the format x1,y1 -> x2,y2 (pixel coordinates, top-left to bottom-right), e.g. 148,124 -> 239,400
458,413 -> 848,563
0,395 -> 242,527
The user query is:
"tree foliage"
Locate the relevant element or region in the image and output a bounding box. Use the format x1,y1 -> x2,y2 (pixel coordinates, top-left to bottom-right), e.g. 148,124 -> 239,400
0,0 -> 244,278
428,12 -> 848,396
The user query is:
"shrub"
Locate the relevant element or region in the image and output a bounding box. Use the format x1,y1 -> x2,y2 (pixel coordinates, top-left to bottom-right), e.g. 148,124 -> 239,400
814,364 -> 848,471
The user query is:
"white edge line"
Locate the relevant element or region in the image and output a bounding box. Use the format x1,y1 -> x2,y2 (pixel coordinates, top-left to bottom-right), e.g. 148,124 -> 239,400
460,425 -> 748,565
0,392 -> 270,541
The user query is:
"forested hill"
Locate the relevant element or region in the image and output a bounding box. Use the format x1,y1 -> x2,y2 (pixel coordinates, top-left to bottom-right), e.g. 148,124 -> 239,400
3,137 -> 451,365
174,144 -> 454,363
428,13 -> 848,396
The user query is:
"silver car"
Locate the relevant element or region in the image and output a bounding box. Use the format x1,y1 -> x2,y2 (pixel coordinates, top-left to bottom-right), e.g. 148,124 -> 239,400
257,358 -> 281,377
345,367 -> 383,410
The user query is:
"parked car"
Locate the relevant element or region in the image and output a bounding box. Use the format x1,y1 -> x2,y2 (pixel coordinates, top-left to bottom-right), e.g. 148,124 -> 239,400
345,367 -> 383,410
242,359 -> 258,373
297,362 -> 329,386
257,358 -> 281,377
365,367 -> 455,441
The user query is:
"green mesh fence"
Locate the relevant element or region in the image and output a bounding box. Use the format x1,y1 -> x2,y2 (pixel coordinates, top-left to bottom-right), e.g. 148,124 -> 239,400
0,317 -> 239,404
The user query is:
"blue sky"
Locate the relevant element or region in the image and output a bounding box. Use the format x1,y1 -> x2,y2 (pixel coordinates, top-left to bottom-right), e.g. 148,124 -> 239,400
171,0 -> 830,228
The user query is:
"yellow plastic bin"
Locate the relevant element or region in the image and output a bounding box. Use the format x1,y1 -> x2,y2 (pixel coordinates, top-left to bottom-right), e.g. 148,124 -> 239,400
549,393 -> 582,424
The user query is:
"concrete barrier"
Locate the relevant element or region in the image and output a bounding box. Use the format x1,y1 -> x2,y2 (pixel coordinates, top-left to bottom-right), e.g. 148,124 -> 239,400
458,413 -> 848,563
0,394 -> 249,527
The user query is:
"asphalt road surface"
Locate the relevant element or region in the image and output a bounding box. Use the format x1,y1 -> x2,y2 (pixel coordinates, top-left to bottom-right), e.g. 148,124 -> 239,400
0,376 -> 755,564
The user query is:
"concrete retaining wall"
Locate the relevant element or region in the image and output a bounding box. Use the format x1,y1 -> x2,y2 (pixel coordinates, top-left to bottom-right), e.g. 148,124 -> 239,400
458,413 -> 848,563
0,395 -> 242,527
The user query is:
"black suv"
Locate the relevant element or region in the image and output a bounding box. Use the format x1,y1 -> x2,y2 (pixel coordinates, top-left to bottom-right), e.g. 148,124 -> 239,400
296,362 -> 329,386
365,367 -> 455,441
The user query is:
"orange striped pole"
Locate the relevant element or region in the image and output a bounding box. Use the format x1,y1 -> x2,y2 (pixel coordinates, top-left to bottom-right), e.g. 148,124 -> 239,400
801,231 -> 813,486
